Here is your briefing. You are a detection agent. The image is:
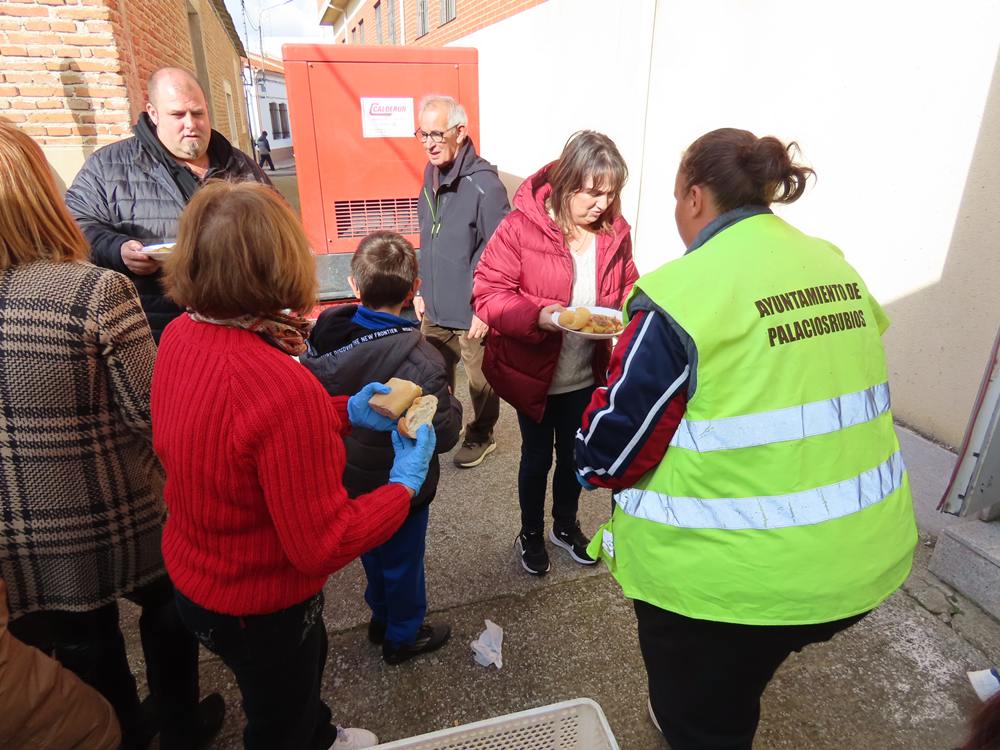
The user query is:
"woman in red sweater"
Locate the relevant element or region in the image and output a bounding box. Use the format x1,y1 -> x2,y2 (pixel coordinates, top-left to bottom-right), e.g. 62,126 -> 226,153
152,181 -> 435,750
473,131 -> 638,576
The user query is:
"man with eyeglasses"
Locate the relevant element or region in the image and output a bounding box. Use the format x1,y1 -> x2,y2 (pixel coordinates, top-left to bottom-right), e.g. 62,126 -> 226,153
414,95 -> 509,469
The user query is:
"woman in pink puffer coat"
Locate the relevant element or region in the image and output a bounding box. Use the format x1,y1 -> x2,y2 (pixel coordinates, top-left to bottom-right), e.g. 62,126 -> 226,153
473,131 -> 638,577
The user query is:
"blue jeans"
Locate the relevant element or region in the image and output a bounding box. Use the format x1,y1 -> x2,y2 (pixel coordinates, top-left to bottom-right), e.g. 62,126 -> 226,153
174,591 -> 337,750
516,386 -> 595,534
361,504 -> 430,646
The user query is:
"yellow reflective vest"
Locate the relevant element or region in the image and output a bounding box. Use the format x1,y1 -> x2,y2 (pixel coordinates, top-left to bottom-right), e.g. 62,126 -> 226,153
588,213 -> 917,625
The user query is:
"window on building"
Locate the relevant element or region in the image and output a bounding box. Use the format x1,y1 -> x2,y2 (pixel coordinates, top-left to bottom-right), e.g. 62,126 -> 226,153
359,18 -> 365,44
351,26 -> 357,44
388,0 -> 397,44
375,2 -> 383,44
440,0 -> 456,25
269,102 -> 280,138
417,0 -> 429,37
222,80 -> 237,143
278,103 -> 289,140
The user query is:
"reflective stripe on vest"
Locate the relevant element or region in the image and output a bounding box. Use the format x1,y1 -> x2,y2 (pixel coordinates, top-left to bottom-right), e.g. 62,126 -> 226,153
615,450 -> 904,531
669,382 -> 890,453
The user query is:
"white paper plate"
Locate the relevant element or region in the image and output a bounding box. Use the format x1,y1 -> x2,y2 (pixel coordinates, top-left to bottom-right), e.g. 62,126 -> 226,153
139,242 -> 174,260
550,306 -> 624,340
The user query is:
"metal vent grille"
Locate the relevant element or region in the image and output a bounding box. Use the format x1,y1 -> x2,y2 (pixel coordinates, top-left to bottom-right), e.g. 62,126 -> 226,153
334,198 -> 420,238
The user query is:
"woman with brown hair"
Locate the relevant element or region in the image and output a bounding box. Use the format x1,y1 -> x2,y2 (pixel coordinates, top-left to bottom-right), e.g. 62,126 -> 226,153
473,130 -> 638,576
0,120 -> 223,749
153,180 -> 435,750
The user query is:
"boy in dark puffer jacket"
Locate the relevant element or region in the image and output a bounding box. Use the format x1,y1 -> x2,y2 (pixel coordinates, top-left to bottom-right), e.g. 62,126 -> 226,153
302,232 -> 462,664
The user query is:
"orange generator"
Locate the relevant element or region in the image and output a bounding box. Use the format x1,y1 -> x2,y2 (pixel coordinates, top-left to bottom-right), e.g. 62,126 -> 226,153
282,45 -> 480,301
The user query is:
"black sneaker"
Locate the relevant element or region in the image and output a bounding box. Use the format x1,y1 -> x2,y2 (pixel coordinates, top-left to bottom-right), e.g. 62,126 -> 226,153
368,618 -> 386,645
382,622 -> 451,665
159,693 -> 226,750
516,530 -> 550,575
550,523 -> 597,565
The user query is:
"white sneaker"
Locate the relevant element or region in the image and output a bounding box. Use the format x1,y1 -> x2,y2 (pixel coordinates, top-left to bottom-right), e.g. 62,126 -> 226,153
968,668 -> 1000,702
647,697 -> 662,732
329,726 -> 379,749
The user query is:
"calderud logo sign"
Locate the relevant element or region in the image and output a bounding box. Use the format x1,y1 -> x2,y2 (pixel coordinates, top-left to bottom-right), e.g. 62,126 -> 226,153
368,101 -> 409,116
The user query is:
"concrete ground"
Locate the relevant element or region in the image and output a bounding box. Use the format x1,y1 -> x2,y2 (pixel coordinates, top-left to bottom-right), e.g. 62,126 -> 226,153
267,158 -> 299,215
118,371 -> 1000,749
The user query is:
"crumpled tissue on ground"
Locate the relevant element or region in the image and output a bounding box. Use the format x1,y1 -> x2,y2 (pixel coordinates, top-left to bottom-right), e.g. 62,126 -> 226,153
471,619 -> 503,669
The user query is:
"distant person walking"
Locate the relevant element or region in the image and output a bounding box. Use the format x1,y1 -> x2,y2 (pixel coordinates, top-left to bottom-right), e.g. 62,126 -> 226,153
256,131 -> 275,171
414,95 -> 509,469
64,66 -> 270,341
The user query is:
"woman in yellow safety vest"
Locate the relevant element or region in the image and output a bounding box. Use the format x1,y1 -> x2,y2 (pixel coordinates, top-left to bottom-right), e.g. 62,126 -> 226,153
575,128 -> 917,750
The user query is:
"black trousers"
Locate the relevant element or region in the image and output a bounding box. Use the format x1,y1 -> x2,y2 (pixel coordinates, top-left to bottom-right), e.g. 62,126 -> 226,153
175,590 -> 338,750
635,600 -> 867,750
516,386 -> 595,534
9,574 -> 200,750
258,153 -> 275,170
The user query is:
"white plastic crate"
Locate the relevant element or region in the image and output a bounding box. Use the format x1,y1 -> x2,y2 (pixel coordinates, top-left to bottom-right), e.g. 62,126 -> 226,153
371,698 -> 619,750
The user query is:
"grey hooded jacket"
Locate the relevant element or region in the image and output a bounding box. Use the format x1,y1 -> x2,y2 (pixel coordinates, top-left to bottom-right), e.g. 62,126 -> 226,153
418,140 -> 510,330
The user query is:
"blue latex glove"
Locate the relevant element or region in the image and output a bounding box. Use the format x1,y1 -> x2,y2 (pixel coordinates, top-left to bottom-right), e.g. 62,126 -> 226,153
576,471 -> 598,491
347,382 -> 397,432
389,424 -> 437,495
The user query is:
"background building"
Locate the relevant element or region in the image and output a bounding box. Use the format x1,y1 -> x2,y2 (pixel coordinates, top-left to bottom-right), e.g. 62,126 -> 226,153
0,0 -> 252,188
318,0 -> 544,46
244,52 -> 293,164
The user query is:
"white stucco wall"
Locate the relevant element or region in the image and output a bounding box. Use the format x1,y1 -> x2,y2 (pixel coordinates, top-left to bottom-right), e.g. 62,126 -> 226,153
450,0 -> 656,227
455,0 -> 1000,446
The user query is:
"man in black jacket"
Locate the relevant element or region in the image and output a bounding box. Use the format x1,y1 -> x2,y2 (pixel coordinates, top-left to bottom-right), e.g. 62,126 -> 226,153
414,95 -> 509,469
65,67 -> 269,341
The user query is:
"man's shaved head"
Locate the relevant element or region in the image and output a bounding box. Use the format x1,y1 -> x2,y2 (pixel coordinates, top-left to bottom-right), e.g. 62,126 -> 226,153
145,67 -> 211,163
147,67 -> 204,107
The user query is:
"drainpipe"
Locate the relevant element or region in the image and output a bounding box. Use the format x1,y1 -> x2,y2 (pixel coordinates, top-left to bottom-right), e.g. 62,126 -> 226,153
399,0 -> 406,44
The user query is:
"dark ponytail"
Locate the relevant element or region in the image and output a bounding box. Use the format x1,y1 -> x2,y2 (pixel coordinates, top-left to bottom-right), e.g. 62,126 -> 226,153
680,128 -> 815,213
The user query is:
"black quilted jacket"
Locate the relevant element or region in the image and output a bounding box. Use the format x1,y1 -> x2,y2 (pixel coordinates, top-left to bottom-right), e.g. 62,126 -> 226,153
64,115 -> 269,340
301,304 -> 463,514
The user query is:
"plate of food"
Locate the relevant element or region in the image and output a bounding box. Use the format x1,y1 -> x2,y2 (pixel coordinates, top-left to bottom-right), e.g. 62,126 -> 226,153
551,306 -> 625,340
139,242 -> 174,260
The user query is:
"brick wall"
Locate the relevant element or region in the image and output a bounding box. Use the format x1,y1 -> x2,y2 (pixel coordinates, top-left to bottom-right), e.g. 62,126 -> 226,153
0,0 -> 250,185
111,0 -> 249,151
334,0 -> 548,46
195,0 -> 249,151
0,0 -> 130,146
111,0 -> 194,124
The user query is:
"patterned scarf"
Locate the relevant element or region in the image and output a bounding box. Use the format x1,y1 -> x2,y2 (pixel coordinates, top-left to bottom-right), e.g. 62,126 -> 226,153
189,310 -> 314,355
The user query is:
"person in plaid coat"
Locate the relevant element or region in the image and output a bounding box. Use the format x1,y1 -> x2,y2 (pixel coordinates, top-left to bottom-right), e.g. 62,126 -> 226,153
0,122 -> 223,750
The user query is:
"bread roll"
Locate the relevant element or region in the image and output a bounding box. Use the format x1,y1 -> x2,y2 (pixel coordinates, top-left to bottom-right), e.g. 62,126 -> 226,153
559,307 -> 591,331
397,395 -> 438,439
368,378 -> 422,419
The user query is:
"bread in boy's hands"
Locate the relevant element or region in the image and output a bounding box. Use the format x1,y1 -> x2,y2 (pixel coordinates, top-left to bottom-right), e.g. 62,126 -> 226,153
397,395 -> 438,439
558,307 -> 592,331
368,378 -> 422,419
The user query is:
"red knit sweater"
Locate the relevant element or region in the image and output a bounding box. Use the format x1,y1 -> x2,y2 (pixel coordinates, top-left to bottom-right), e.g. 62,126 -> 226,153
151,315 -> 410,615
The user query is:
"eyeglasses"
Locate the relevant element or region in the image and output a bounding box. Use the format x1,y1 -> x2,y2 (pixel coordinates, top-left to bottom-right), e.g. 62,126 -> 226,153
414,126 -> 458,144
